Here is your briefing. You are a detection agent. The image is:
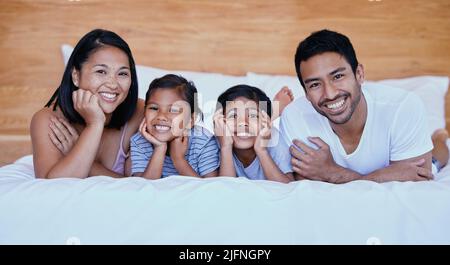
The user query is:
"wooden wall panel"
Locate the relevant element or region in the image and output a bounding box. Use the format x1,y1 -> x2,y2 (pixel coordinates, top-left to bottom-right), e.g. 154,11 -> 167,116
0,0 -> 449,165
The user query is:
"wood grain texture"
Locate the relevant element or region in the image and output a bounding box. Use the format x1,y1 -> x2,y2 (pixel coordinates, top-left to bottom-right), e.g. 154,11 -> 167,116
0,0 -> 449,165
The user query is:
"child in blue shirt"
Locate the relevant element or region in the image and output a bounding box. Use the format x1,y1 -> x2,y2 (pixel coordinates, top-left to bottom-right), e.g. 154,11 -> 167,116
130,74 -> 219,179
214,85 -> 294,183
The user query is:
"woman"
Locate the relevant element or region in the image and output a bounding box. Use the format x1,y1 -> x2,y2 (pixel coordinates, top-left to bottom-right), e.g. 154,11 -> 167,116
31,29 -> 144,178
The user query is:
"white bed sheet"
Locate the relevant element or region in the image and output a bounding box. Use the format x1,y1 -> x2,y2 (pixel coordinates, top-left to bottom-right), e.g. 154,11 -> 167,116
1,152 -> 450,245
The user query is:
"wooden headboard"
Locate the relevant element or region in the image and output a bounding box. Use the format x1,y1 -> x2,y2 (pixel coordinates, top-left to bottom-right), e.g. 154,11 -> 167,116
1,0 -> 449,165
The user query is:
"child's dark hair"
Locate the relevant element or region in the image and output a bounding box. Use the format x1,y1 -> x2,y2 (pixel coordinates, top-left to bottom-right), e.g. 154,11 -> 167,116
216,84 -> 272,118
294,29 -> 359,90
146,74 -> 202,120
45,29 -> 138,129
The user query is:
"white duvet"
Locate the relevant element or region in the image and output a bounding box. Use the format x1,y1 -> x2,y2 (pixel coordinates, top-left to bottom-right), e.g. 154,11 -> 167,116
1,154 -> 450,244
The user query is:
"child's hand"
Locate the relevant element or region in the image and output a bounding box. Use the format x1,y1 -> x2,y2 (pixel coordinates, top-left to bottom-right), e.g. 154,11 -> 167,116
169,135 -> 189,161
48,117 -> 79,155
72,90 -> 105,126
139,118 -> 167,151
255,110 -> 272,154
213,109 -> 233,148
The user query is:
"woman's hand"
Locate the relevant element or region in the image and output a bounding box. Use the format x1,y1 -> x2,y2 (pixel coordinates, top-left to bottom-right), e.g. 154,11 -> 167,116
139,118 -> 167,151
72,89 -> 105,126
254,110 -> 272,154
213,109 -> 233,149
48,117 -> 79,155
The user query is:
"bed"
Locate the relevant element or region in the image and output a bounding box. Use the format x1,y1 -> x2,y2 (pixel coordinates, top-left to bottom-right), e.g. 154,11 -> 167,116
1,0 -> 450,244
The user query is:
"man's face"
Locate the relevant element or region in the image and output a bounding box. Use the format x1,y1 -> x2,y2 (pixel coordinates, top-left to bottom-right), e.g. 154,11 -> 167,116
299,52 -> 364,125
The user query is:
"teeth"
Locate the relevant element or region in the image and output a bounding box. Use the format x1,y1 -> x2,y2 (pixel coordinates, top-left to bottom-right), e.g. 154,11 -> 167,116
326,99 -> 345,109
99,92 -> 117,99
155,125 -> 170,131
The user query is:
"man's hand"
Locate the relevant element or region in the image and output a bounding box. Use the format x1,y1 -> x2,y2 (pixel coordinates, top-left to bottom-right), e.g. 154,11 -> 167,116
369,158 -> 432,182
289,137 -> 340,182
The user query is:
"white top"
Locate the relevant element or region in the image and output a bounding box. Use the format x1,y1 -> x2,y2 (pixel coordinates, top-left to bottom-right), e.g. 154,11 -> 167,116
272,83 -> 433,175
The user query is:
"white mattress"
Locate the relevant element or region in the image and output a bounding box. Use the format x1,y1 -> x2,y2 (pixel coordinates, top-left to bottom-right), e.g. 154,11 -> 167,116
1,152 -> 450,244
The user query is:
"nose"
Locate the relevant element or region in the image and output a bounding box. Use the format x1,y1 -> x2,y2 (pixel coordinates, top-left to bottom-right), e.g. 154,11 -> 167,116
155,109 -> 169,121
236,115 -> 248,129
323,81 -> 339,100
105,74 -> 119,90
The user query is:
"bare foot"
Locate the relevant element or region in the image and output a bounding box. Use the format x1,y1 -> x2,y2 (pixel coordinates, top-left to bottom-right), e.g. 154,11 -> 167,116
273,86 -> 294,116
432,129 -> 448,143
432,128 -> 449,169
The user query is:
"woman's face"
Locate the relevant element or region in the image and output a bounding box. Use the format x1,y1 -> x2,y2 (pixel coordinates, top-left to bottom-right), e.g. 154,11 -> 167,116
72,45 -> 132,114
144,89 -> 193,142
224,97 -> 262,150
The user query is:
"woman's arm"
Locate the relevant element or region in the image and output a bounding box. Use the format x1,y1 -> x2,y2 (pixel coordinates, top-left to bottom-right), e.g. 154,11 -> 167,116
32,90 -> 106,179
31,109 -> 103,179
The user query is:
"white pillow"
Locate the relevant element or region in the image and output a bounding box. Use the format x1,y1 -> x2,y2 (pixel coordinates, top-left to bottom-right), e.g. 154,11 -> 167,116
62,45 -> 247,132
247,71 -> 448,135
246,72 -> 305,100
366,76 -> 448,134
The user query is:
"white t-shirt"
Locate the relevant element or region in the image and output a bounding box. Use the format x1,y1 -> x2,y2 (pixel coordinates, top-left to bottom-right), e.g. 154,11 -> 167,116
272,83 -> 433,175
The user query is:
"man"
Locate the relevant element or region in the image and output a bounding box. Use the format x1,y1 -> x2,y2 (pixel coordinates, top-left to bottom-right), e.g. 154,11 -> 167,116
272,29 -> 433,183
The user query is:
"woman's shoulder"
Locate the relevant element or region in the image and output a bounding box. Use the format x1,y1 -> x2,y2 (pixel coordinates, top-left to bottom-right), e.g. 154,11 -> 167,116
30,107 -> 64,130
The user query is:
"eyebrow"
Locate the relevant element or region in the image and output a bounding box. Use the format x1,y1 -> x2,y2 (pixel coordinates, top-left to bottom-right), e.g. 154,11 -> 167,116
226,107 -> 258,113
146,102 -> 182,108
93,64 -> 130,70
303,67 -> 347,84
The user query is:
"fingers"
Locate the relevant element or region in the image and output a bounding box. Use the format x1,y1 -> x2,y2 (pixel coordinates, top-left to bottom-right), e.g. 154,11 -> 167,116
48,131 -> 65,153
289,144 -> 308,161
416,167 -> 433,180
139,118 -> 148,135
58,118 -> 78,138
292,139 -> 315,155
411,158 -> 425,167
49,120 -> 68,143
51,118 -> 72,140
307,137 -> 328,149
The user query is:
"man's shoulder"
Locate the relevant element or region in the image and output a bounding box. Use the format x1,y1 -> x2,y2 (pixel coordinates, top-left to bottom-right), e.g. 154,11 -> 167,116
363,82 -> 418,105
282,96 -> 318,119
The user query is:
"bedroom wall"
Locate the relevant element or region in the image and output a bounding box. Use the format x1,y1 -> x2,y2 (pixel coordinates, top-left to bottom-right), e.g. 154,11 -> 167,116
0,0 -> 449,165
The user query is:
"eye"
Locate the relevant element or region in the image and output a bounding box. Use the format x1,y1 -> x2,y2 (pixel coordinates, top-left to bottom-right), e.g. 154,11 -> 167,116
308,82 -> 320,90
169,106 -> 182,113
334,73 -> 344,80
147,105 -> 158,111
96,69 -> 106,75
226,110 -> 237,119
118,71 -> 129,77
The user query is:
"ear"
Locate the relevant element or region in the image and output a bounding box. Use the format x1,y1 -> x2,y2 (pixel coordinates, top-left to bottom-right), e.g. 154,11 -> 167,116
71,68 -> 80,87
355,64 -> 365,85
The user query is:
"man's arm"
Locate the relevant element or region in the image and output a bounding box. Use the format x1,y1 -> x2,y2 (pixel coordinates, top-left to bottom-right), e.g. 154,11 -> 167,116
291,138 -> 432,183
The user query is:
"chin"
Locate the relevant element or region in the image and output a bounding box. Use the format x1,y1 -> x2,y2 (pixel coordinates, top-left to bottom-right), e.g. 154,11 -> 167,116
232,137 -> 255,150
151,132 -> 174,143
